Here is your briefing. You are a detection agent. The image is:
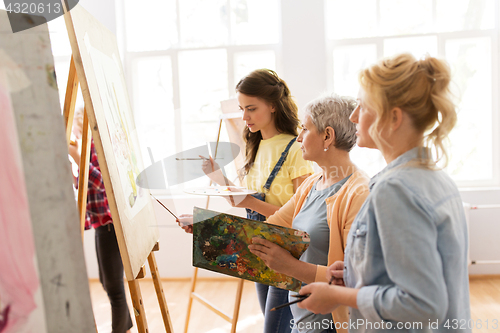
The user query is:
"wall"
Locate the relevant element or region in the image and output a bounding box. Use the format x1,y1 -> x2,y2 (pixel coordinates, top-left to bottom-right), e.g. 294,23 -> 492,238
280,0 -> 327,111
460,189 -> 500,275
80,0 -> 500,278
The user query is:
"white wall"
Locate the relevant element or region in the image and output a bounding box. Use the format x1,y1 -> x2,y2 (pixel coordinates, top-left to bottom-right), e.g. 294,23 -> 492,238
81,0 -> 500,278
280,0 -> 327,111
460,189 -> 500,275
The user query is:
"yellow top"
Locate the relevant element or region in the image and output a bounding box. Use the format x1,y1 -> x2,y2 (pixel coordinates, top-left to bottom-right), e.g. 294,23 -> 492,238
245,133 -> 314,207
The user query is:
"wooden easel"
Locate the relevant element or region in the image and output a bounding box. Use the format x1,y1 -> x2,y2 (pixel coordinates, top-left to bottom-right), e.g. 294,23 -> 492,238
184,99 -> 246,333
63,56 -> 91,237
62,55 -> 174,333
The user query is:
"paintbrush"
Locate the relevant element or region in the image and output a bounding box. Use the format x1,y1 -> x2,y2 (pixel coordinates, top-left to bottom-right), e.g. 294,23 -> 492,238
150,193 -> 178,220
270,294 -> 310,311
175,157 -> 223,160
270,268 -> 339,311
175,157 -> 209,160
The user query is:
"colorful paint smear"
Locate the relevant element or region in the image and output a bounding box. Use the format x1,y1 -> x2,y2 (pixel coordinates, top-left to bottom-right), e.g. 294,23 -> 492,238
193,207 -> 310,291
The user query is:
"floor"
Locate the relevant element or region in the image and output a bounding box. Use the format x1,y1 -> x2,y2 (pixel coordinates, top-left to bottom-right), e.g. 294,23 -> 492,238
89,275 -> 500,333
91,278 -> 263,333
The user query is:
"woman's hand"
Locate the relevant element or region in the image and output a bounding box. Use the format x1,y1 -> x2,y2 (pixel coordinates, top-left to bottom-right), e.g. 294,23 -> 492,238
225,190 -> 253,208
68,140 -> 80,167
297,283 -> 340,314
201,154 -> 218,173
326,261 -> 345,286
200,155 -> 225,182
248,237 -> 297,275
176,214 -> 194,234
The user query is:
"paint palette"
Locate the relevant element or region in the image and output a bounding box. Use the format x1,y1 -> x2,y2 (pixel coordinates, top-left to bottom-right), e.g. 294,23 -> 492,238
192,207 -> 310,291
184,186 -> 257,197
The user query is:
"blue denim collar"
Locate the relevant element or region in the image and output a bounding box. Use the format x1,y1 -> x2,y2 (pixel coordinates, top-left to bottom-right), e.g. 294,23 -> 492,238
369,147 -> 429,191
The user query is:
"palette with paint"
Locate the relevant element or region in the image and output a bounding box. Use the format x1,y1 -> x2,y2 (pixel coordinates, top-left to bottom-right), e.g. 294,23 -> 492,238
192,207 -> 310,291
184,186 -> 257,196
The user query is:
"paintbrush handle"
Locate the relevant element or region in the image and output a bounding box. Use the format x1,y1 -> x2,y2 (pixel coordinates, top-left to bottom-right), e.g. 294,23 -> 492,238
175,157 -> 208,160
270,294 -> 310,311
150,194 -> 178,220
175,157 -> 222,160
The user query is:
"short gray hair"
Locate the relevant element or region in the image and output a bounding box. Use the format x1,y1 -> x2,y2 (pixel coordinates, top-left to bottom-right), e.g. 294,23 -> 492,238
305,94 -> 357,152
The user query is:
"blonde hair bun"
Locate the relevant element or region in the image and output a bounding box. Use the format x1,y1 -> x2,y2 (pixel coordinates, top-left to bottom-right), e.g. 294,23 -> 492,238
359,53 -> 456,166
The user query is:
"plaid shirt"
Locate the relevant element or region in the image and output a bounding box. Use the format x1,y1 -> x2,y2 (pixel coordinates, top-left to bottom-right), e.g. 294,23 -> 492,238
83,140 -> 112,229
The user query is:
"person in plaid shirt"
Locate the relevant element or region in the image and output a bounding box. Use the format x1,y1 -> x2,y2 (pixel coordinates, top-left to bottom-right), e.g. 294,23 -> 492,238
69,108 -> 132,333
78,140 -> 113,229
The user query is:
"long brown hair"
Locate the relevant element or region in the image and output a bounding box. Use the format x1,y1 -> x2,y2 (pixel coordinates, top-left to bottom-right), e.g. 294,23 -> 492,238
236,69 -> 300,175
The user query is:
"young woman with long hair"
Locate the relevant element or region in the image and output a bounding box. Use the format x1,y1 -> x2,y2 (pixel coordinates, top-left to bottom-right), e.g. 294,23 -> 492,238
181,69 -> 314,333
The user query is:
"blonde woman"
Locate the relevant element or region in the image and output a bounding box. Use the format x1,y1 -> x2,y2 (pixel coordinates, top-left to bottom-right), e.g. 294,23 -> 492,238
298,54 -> 471,332
248,95 -> 369,333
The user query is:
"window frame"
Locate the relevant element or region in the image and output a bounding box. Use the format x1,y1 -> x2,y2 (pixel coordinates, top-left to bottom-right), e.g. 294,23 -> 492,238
325,2 -> 500,188
118,0 -> 281,195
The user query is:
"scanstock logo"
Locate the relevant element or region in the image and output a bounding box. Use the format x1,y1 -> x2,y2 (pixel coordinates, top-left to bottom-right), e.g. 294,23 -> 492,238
3,0 -> 79,33
136,142 -> 240,190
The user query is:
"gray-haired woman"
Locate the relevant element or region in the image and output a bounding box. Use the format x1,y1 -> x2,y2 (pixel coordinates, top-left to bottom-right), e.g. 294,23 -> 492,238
246,94 -> 370,333
178,94 -> 370,333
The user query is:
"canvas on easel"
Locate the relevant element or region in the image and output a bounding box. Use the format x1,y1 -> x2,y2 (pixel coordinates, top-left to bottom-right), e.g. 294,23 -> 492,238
62,3 -> 173,333
63,4 -> 159,280
0,10 -> 95,333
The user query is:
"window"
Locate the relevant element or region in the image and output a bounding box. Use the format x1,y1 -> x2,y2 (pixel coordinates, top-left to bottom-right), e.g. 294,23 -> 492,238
11,0 -> 497,188
46,17 -> 75,109
122,0 -> 279,191
326,0 -> 499,186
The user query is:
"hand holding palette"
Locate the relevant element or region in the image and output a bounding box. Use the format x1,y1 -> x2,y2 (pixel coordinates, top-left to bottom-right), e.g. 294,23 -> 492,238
192,207 -> 310,291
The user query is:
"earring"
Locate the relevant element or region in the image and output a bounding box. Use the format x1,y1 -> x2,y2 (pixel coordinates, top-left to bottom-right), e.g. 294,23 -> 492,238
324,147 -> 329,152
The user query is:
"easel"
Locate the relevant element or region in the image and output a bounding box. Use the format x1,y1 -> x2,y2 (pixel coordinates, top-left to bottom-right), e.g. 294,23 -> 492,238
61,4 -> 174,332
184,99 -> 246,333
63,57 -> 91,237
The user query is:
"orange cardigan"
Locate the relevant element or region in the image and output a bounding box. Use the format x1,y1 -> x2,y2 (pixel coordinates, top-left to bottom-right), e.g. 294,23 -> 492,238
267,170 -> 370,332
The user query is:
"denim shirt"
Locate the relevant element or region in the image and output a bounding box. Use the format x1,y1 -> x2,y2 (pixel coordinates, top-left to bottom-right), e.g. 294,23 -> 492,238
344,148 -> 471,332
